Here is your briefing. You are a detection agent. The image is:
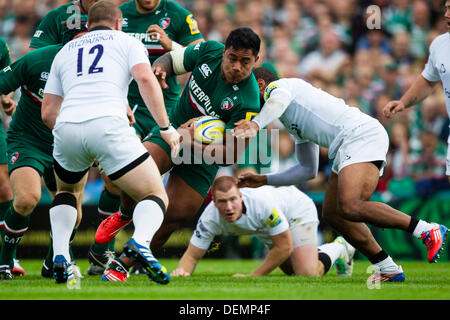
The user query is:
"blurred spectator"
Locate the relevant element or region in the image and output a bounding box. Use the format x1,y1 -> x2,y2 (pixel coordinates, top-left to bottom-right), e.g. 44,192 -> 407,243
378,61 -> 404,100
0,0 -> 449,201
297,28 -> 348,83
409,0 -> 431,60
383,0 -> 413,35
355,29 -> 391,56
390,31 -> 415,70
410,130 -> 449,197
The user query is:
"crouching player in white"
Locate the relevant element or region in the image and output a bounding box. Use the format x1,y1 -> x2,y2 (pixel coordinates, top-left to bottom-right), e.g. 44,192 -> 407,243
233,67 -> 448,283
41,0 -> 180,285
171,176 -> 355,278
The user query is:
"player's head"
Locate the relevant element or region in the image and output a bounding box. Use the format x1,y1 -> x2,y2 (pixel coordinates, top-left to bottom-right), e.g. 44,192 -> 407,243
62,16 -> 89,44
211,176 -> 243,223
253,67 -> 278,106
88,0 -> 123,31
135,0 -> 161,14
445,0 -> 450,33
222,27 -> 260,84
77,0 -> 100,15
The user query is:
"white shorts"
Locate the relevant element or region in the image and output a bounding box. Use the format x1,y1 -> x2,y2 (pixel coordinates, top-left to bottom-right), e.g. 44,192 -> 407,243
332,121 -> 389,176
53,116 -> 148,178
258,194 -> 319,248
290,221 -> 319,248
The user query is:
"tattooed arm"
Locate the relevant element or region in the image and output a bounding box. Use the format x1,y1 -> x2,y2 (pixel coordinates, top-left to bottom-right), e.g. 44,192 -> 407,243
383,75 -> 439,119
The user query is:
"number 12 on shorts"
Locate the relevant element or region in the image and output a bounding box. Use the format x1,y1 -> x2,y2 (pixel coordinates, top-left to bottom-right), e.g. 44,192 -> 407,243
77,44 -> 104,77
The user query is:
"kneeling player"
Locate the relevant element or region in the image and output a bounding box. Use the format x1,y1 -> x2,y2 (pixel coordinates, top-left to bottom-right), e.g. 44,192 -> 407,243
171,176 -> 355,278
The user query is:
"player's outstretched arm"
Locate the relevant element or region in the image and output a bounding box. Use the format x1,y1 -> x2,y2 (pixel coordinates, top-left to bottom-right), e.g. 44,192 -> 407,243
234,230 -> 293,277
238,142 -> 319,188
171,242 -> 207,277
383,75 -> 438,118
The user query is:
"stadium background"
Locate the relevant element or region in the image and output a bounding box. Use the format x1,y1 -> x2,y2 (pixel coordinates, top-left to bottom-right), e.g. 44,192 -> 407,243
0,0 -> 449,262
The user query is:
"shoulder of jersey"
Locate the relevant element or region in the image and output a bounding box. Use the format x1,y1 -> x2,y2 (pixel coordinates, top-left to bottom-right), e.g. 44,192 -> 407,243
263,81 -> 281,100
430,33 -> 449,50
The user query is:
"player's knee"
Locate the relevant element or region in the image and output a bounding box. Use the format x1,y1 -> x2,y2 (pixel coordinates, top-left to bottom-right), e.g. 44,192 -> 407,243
13,192 -> 41,215
141,193 -> 169,214
294,264 -> 319,277
338,199 -> 363,221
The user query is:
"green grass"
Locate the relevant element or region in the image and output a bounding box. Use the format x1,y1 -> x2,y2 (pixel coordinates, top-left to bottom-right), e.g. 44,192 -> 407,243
1,259 -> 449,300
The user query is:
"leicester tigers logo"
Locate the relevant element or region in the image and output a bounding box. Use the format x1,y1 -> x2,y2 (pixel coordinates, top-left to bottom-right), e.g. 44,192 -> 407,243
159,17 -> 170,29
10,152 -> 19,165
221,97 -> 234,110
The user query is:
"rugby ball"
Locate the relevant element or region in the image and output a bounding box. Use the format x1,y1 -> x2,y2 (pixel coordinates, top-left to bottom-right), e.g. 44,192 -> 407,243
193,116 -> 226,145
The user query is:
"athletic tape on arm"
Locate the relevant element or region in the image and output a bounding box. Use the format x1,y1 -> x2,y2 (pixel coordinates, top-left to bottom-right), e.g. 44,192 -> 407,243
170,47 -> 187,75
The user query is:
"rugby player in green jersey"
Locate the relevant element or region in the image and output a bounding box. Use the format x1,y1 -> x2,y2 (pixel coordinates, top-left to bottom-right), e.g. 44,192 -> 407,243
29,0 -> 98,50
97,27 -> 262,279
87,0 -> 204,275
0,26 -> 88,280
0,36 -> 19,278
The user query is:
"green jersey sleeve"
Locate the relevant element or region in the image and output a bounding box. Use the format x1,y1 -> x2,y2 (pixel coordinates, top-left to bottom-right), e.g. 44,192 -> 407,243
0,53 -> 32,93
169,2 -> 203,46
29,4 -> 69,48
182,41 -> 224,73
0,37 -> 11,69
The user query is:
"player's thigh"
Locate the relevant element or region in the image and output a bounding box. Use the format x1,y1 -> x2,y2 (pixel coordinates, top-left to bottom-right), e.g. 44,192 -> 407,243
142,127 -> 173,174
112,156 -> 168,204
337,162 -> 380,207
290,221 -> 319,276
0,164 -> 12,201
100,170 -> 121,195
290,245 -> 319,276
164,172 -> 206,223
322,172 -> 339,221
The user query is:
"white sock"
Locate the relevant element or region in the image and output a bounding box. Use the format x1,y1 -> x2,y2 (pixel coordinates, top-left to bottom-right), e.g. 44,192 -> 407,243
131,199 -> 164,248
318,242 -> 344,264
412,220 -> 435,239
49,204 -> 77,262
373,256 -> 399,273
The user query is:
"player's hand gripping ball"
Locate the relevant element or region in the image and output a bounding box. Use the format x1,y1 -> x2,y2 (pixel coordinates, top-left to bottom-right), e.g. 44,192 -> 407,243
193,116 -> 226,144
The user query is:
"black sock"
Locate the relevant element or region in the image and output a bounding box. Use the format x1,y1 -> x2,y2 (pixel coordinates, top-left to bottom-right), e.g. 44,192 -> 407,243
369,250 -> 388,264
318,251 -> 332,274
406,217 -> 419,234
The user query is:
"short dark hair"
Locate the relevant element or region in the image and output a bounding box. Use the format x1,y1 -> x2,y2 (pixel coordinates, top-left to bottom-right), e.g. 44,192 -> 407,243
253,67 -> 278,83
88,0 -> 121,27
224,27 -> 261,57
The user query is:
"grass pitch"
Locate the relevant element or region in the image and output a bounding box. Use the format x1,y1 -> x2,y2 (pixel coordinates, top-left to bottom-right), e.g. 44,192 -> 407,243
1,259 -> 449,301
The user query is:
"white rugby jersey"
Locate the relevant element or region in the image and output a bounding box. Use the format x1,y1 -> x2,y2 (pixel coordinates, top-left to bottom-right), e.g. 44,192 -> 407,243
253,78 -> 377,159
190,186 -> 318,249
44,28 -> 150,124
421,33 -> 450,117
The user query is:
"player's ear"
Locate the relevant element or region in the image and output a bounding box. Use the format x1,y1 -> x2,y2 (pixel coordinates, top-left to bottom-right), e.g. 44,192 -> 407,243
256,78 -> 266,93
116,18 -> 123,31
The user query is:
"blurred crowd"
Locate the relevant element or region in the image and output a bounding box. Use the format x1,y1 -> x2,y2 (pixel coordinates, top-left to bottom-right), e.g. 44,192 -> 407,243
1,0 -> 450,199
